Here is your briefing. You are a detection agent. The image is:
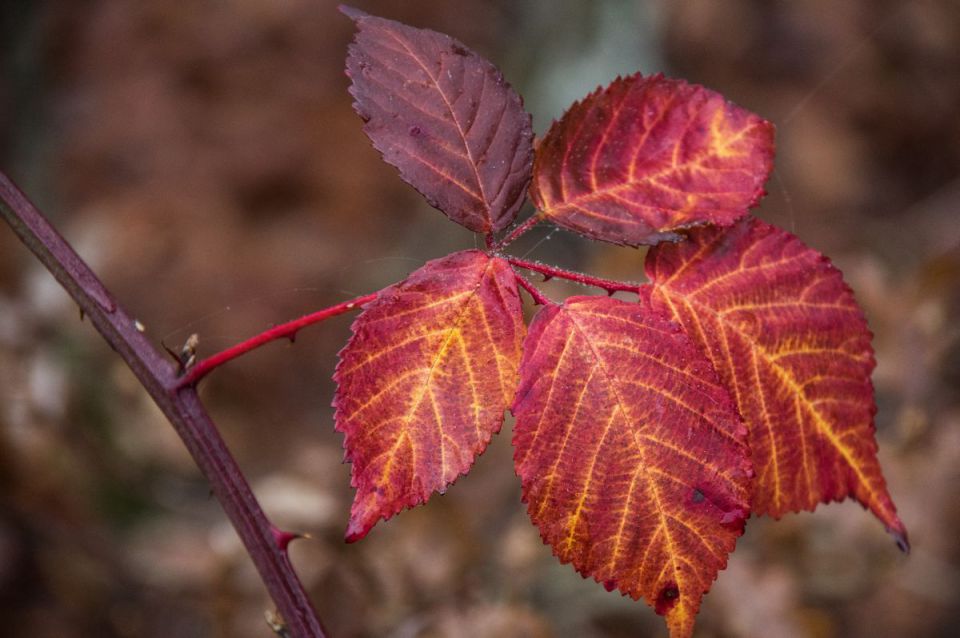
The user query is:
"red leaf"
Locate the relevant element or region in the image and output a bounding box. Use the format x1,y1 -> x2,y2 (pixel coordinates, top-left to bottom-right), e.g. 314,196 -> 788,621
512,296 -> 751,638
645,218 -> 908,550
530,73 -> 774,246
343,6 -> 534,234
334,250 -> 525,541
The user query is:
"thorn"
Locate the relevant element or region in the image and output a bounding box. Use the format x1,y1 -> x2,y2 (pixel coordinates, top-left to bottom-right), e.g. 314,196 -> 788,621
287,332 -> 297,344
134,319 -> 146,333
606,288 -> 616,296
542,275 -> 553,282
264,610 -> 292,638
167,334 -> 200,375
270,524 -> 303,552
162,340 -> 181,364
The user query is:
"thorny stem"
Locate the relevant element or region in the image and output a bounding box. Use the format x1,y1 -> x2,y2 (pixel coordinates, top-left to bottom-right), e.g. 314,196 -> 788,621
506,256 -> 643,295
493,212 -> 542,250
179,292 -> 377,387
0,171 -> 328,638
513,271 -> 552,306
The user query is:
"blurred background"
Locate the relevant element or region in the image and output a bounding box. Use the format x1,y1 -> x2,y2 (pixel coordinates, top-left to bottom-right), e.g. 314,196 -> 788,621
1,1 -> 958,636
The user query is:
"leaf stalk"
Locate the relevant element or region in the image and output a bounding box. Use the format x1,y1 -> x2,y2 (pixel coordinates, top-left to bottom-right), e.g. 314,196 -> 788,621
514,272 -> 553,305
506,256 -> 642,295
178,292 -> 377,387
494,213 -> 542,250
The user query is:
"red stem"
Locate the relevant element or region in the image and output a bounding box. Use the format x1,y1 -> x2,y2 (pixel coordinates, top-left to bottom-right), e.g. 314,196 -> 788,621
179,292 -> 377,387
513,271 -> 552,306
1,171 -> 327,638
506,256 -> 642,294
494,213 -> 542,249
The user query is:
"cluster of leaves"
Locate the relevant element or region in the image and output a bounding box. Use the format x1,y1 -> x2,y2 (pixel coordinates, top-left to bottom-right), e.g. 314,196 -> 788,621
333,7 -> 907,637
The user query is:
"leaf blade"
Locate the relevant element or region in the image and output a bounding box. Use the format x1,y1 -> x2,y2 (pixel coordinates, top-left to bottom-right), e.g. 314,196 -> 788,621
646,218 -> 907,549
512,296 -> 751,637
344,8 -> 533,234
335,250 -> 525,540
530,73 -> 774,246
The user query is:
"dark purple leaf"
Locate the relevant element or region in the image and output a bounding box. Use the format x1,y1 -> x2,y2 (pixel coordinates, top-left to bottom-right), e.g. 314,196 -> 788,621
343,6 -> 533,234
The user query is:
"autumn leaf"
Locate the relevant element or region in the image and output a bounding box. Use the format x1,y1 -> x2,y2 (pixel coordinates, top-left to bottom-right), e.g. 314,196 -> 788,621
343,6 -> 534,234
645,218 -> 908,550
512,296 -> 752,638
334,250 -> 525,541
530,73 -> 774,246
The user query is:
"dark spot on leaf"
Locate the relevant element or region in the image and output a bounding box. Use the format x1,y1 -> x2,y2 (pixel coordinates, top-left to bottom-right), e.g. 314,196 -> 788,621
451,44 -> 469,56
691,488 -> 705,504
654,583 -> 680,615
409,125 -> 422,137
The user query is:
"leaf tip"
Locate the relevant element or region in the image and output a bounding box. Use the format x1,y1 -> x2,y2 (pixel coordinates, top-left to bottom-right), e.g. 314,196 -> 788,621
338,4 -> 367,21
890,524 -> 910,554
344,499 -> 378,543
344,527 -> 366,544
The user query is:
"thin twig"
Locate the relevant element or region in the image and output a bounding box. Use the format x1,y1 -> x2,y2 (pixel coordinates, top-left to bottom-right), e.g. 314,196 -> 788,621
0,171 -> 328,638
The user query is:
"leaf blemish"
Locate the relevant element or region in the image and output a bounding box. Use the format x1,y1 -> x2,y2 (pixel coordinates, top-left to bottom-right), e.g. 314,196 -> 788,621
655,583 -> 680,615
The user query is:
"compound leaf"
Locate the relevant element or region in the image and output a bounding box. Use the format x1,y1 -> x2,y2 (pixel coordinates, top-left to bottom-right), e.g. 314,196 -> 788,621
645,218 -> 908,550
531,73 -> 774,246
512,296 -> 751,638
334,250 -> 525,541
343,6 -> 534,234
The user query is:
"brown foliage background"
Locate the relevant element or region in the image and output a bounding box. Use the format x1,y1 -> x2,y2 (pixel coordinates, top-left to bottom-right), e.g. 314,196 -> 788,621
1,1 -> 958,636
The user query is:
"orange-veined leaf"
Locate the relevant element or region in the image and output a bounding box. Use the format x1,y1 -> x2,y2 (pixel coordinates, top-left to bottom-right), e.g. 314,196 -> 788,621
343,6 -> 534,234
530,72 -> 774,246
334,250 -> 525,541
645,218 -> 908,550
512,296 -> 752,638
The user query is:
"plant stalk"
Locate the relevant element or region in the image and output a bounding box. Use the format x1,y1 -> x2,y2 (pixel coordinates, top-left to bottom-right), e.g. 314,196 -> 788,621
180,292 -> 377,387
513,272 -> 552,306
494,212 -> 542,249
0,171 -> 328,638
505,256 -> 642,294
